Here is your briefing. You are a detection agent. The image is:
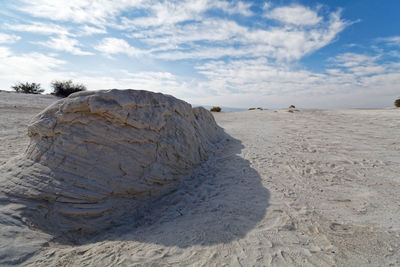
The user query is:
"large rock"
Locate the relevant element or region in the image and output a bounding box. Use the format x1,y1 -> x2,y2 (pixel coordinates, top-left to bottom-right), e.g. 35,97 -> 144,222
1,89 -> 224,235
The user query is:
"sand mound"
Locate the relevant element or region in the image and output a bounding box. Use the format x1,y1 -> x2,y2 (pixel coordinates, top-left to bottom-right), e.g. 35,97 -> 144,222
1,89 -> 224,234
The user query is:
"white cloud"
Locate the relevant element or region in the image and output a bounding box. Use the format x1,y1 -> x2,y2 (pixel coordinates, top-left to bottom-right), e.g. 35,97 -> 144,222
5,0 -> 251,41
0,46 -> 66,86
0,46 -> 191,98
331,53 -> 379,68
263,2 -> 271,10
155,46 -> 250,60
127,19 -> 246,46
192,50 -> 400,108
0,33 -> 20,43
196,58 -> 323,96
265,5 -> 322,26
6,21 -> 107,37
1,44 -> 398,109
6,21 -> 94,55
6,22 -> 72,36
8,1 -> 348,62
211,1 -> 253,16
95,38 -> 145,57
4,1 -> 392,108
15,0 -> 145,26
120,0 -> 210,28
378,36 -> 400,46
0,46 -> 13,57
67,71 -> 191,97
15,0 -> 251,28
329,53 -> 388,77
127,10 -> 347,61
35,35 -> 93,55
79,25 -> 107,36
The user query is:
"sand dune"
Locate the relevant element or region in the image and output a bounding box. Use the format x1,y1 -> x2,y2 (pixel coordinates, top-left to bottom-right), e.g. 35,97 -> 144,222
0,91 -> 399,266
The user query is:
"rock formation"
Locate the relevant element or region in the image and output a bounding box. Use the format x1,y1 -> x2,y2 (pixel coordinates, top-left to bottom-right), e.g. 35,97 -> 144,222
1,89 -> 225,235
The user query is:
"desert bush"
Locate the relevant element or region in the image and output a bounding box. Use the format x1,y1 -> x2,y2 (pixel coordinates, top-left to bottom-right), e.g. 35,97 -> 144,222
51,80 -> 86,97
11,82 -> 44,94
210,106 -> 221,112
395,98 -> 400,108
289,105 -> 296,108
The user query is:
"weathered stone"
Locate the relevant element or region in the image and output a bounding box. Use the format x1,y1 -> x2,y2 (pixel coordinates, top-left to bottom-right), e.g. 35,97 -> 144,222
1,89 -> 224,234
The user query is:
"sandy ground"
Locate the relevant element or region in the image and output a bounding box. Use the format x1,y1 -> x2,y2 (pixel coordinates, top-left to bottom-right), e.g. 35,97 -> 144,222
0,91 -> 399,266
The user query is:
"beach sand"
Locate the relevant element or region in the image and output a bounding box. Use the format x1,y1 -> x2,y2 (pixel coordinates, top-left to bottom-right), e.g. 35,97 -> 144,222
0,91 -> 399,266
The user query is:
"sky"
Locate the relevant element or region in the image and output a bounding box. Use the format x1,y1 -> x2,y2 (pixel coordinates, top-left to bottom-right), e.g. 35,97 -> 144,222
0,0 -> 399,109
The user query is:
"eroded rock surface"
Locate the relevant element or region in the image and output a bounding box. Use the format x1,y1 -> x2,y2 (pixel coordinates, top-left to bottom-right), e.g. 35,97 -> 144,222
1,89 -> 224,235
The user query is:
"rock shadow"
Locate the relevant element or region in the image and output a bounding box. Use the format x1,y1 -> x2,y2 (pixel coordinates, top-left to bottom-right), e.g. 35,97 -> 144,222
1,132 -> 269,249
85,133 -> 270,248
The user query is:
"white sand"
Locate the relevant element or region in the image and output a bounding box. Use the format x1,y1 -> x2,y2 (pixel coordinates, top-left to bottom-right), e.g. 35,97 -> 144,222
0,91 -> 399,266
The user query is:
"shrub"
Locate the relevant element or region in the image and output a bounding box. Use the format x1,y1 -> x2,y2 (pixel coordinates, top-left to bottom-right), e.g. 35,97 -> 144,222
51,80 -> 86,97
11,82 -> 44,94
395,98 -> 400,108
210,106 -> 221,112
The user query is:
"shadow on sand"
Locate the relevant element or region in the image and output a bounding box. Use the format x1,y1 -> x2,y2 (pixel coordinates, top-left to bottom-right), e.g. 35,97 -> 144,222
2,132 -> 269,249
83,133 -> 270,248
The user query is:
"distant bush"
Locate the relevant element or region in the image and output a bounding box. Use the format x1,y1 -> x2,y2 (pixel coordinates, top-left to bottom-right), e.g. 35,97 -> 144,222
210,106 -> 221,112
289,105 -> 296,109
11,82 -> 44,94
395,98 -> 400,108
51,80 -> 86,97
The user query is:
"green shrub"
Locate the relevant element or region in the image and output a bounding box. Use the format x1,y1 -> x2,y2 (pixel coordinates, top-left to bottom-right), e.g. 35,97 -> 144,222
210,106 -> 221,112
395,98 -> 400,108
11,82 -> 44,94
51,80 -> 86,97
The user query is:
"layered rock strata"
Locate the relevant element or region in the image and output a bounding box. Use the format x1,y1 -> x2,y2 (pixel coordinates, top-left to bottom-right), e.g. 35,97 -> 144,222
1,89 -> 224,234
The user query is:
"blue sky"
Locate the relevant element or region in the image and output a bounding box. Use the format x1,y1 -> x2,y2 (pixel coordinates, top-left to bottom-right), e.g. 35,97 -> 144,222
0,0 -> 399,108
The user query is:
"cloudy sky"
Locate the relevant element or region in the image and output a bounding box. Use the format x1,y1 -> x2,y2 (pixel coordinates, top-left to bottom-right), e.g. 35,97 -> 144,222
0,0 -> 399,108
